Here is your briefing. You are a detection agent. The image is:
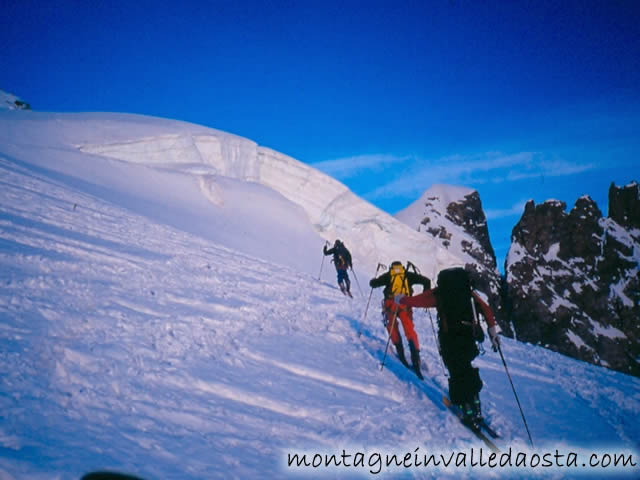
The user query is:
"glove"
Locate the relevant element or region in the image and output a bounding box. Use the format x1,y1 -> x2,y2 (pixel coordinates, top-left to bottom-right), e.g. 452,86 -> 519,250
488,325 -> 501,352
394,294 -> 405,305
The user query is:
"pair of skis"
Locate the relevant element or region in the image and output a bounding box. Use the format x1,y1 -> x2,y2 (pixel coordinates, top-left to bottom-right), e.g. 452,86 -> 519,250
341,287 -> 353,298
339,282 -> 353,298
384,350 -> 500,452
442,396 -> 500,453
397,361 -> 500,451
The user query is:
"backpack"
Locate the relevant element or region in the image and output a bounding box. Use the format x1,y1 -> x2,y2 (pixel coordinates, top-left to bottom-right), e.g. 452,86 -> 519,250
436,267 -> 480,338
335,252 -> 348,269
332,241 -> 350,270
389,262 -> 410,296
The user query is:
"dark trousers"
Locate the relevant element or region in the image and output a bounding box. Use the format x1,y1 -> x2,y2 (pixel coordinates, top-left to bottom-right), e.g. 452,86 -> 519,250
439,330 -> 482,405
336,268 -> 350,286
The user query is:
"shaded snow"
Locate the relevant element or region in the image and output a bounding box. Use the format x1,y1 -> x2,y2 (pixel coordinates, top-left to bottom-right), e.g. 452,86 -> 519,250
505,242 -> 526,273
610,280 -> 635,308
543,199 -> 565,208
543,242 -> 560,262
588,319 -> 628,340
548,293 -> 578,314
566,330 -> 590,351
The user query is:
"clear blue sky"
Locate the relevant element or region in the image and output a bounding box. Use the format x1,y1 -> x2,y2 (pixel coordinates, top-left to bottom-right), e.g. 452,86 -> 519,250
2,0 -> 639,269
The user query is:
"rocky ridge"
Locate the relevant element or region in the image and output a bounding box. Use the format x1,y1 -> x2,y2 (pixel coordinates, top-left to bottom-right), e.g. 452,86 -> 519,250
505,182 -> 639,376
395,185 -> 510,334
398,182 -> 639,377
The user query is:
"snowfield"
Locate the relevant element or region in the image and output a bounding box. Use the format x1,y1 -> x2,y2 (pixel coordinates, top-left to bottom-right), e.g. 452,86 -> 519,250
0,110 -> 639,479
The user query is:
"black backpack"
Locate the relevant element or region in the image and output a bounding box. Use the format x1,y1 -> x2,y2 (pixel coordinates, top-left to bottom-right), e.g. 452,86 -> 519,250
333,241 -> 351,269
436,267 -> 481,338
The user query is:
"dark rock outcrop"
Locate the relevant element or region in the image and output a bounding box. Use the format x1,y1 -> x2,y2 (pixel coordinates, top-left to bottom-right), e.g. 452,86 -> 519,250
397,186 -> 510,335
446,190 -> 497,268
609,181 -> 640,230
505,183 -> 640,377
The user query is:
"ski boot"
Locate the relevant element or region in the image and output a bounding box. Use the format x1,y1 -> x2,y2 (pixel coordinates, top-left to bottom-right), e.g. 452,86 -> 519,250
461,394 -> 482,430
408,341 -> 424,380
472,393 -> 482,421
394,342 -> 409,368
460,404 -> 480,430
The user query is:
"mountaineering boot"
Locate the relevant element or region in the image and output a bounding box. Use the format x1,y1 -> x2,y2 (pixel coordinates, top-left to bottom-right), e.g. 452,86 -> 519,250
460,402 -> 480,430
460,394 -> 482,430
339,281 -> 346,295
408,341 -> 424,380
395,342 -> 409,367
345,279 -> 352,297
472,393 -> 482,422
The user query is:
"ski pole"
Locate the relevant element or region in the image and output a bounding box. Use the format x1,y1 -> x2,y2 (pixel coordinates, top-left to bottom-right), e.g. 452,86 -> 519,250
427,308 -> 447,377
358,263 -> 385,337
318,241 -> 329,280
381,303 -> 400,371
498,344 -> 535,449
470,292 -> 486,355
351,268 -> 364,297
358,263 -> 385,336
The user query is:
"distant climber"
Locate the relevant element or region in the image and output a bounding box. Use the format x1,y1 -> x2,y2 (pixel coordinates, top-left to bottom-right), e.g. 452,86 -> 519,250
323,239 -> 353,297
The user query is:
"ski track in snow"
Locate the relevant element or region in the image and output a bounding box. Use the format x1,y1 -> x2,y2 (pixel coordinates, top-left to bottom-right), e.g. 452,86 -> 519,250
1,149 -> 639,480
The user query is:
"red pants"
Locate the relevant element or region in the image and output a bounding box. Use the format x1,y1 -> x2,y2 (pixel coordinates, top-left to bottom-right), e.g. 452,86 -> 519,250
383,298 -> 419,349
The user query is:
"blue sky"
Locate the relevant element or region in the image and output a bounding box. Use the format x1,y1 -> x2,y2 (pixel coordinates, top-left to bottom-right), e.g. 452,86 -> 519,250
2,0 -> 639,269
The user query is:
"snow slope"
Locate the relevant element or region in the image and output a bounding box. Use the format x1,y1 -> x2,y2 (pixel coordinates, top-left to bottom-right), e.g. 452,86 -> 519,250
1,109 -> 639,479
